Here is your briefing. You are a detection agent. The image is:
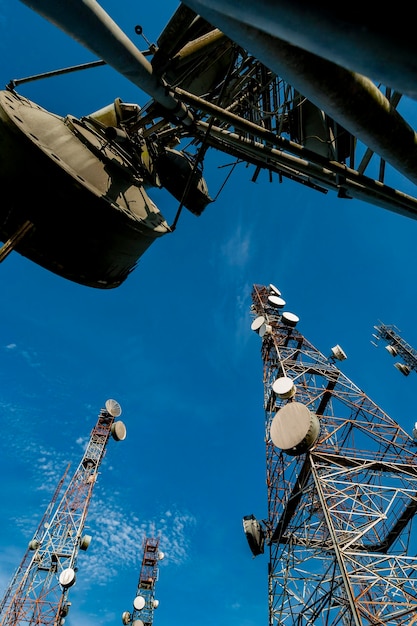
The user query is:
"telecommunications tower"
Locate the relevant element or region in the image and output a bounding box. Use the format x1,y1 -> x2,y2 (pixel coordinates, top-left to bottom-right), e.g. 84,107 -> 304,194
246,284 -> 417,625
372,322 -> 417,377
0,398 -> 127,626
121,536 -> 163,626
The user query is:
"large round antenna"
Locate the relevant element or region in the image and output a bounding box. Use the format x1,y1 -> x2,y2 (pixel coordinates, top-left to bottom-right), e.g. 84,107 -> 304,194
268,295 -> 286,309
251,316 -> 265,332
133,596 -> 146,611
111,420 -> 127,441
269,283 -> 282,297
270,402 -> 320,455
282,311 -> 300,328
105,399 -> 122,417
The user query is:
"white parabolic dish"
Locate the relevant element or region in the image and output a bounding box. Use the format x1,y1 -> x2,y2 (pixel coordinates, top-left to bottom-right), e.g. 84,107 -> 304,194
251,316 -> 265,331
269,283 -> 282,296
105,398 -> 122,417
270,402 -> 320,454
268,295 -> 286,308
282,311 -> 300,327
133,596 -> 146,611
59,567 -> 76,588
272,376 -> 296,399
111,420 -> 127,441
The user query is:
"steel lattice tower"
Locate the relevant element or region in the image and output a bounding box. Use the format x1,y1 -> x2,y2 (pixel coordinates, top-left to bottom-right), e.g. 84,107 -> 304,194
373,323 -> 417,377
122,536 -> 163,626
0,398 -> 126,626
249,284 -> 417,626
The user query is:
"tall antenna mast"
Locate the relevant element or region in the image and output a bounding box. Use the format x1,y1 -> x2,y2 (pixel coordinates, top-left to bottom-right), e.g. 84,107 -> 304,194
0,398 -> 126,626
121,536 -> 164,626
246,284 -> 417,625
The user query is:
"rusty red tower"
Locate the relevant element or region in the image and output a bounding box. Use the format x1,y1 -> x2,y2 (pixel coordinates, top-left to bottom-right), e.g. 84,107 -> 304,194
247,283 -> 417,626
0,399 -> 126,626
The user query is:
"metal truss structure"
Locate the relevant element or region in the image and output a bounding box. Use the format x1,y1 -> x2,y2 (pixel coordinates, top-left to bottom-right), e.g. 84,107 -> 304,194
250,284 -> 417,626
373,323 -> 417,377
0,399 -> 126,626
19,1 -> 417,220
4,3 -> 417,288
122,536 -> 163,626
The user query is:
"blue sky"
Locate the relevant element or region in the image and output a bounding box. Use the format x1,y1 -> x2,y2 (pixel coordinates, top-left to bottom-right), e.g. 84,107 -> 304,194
1,2 -> 417,626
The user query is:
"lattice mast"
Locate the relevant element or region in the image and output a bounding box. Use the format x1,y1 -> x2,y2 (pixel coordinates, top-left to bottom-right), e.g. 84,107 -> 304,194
373,322 -> 417,376
0,399 -> 126,626
122,537 -> 163,626
249,284 -> 417,626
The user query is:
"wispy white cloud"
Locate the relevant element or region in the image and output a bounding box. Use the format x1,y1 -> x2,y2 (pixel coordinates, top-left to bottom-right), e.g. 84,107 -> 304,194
3,342 -> 41,369
78,500 -> 196,586
219,223 -> 251,269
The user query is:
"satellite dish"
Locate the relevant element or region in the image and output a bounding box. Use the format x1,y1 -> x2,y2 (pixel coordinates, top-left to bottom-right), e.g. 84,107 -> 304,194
270,402 -> 320,455
412,422 -> 417,440
28,539 -> 40,551
281,311 -> 299,328
0,92 -> 171,289
80,534 -> 92,551
251,316 -> 265,332
111,420 -> 127,441
105,399 -> 122,417
242,514 -> 265,556
133,596 -> 146,611
59,568 -> 76,588
269,283 -> 282,296
268,295 -> 286,309
330,345 -> 347,361
158,551 -> 165,560
272,376 -> 296,399
259,323 -> 273,337
153,600 -> 160,608
386,344 -> 398,356
394,362 -> 411,376
121,611 -> 131,625
132,621 -> 145,626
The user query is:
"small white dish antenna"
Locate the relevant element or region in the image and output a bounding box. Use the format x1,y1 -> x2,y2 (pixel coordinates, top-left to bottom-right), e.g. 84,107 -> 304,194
412,422 -> 417,441
394,362 -> 411,376
269,283 -> 282,296
59,568 -> 76,588
105,398 -> 122,417
28,539 -> 40,551
153,600 -> 160,608
251,316 -> 265,332
158,551 -> 165,560
132,621 -> 145,626
386,344 -> 398,357
282,311 -> 299,328
268,295 -> 286,308
111,420 -> 127,441
133,596 -> 146,611
121,611 -> 131,625
272,376 -> 296,399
